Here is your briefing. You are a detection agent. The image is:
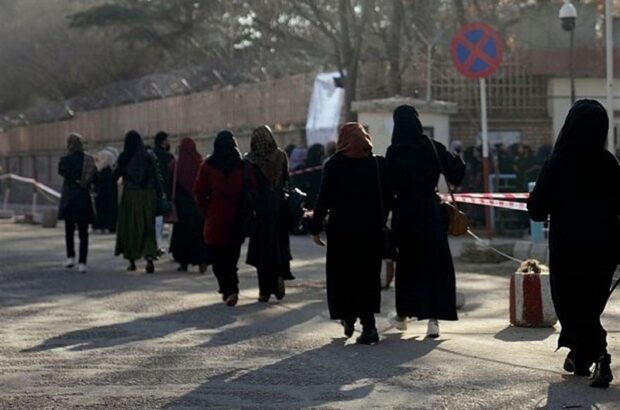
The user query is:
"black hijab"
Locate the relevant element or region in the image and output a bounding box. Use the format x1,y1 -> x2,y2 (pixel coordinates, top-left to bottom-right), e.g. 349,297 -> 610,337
554,99 -> 608,156
119,130 -> 150,186
206,130 -> 242,176
391,104 -> 425,146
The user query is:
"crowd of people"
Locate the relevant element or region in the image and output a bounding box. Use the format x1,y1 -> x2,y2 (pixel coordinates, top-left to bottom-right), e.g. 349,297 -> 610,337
56,101 -> 619,388
58,126 -> 294,302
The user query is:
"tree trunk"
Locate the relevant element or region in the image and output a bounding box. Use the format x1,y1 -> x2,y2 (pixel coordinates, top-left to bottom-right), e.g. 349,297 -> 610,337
340,0 -> 371,122
453,0 -> 467,26
386,0 -> 404,96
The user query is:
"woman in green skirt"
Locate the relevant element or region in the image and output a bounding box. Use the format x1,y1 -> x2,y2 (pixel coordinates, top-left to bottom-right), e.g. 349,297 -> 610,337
114,130 -> 159,273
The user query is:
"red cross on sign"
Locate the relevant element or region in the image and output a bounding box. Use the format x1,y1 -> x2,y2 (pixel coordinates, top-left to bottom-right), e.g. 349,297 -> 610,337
451,23 -> 503,79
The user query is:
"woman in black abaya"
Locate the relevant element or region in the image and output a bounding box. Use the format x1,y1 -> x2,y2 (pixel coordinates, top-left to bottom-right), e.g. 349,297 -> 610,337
168,137 -> 207,272
310,123 -> 387,345
528,99 -> 620,388
385,105 -> 465,338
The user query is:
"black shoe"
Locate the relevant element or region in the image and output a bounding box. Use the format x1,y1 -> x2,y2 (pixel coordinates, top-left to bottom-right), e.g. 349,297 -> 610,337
341,320 -> 354,338
145,259 -> 155,274
127,261 -> 136,271
275,277 -> 286,300
590,354 -> 613,388
258,294 -> 270,303
356,328 -> 379,345
177,264 -> 188,272
564,351 -> 592,376
199,264 -> 208,274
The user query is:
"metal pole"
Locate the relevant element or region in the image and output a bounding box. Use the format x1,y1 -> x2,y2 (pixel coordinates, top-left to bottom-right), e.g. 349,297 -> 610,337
3,188 -> 10,211
32,191 -> 38,216
606,0 -> 615,153
480,78 -> 492,237
426,44 -> 432,102
570,29 -> 576,104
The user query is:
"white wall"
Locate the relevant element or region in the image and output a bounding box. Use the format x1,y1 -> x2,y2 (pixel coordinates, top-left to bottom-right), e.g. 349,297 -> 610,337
357,111 -> 451,157
548,78 -> 620,148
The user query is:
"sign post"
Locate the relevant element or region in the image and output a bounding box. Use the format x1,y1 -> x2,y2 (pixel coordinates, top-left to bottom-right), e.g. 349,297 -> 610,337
451,23 -> 503,237
605,0 -> 615,153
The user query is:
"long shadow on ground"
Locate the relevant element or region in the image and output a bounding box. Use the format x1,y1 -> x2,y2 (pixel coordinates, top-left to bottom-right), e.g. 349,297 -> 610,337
21,289 -> 323,353
164,335 -> 442,409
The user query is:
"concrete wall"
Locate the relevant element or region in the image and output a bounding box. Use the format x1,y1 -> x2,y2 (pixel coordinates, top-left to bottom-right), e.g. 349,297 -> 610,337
0,73 -> 313,189
548,77 -> 620,148
451,119 -> 553,149
0,127 -> 304,191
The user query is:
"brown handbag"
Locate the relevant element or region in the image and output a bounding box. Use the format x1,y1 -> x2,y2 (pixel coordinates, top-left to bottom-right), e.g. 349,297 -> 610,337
428,136 -> 470,236
164,159 -> 179,224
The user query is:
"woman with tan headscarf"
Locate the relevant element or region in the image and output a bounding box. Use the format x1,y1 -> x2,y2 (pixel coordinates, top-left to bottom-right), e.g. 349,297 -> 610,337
58,133 -> 97,273
309,123 -> 389,345
246,125 -> 293,302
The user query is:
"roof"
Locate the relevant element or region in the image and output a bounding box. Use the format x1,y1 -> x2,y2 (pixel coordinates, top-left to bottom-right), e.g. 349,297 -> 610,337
352,97 -> 458,115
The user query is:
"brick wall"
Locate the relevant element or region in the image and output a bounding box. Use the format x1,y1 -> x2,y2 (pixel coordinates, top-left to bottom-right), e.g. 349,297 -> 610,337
450,118 -> 553,149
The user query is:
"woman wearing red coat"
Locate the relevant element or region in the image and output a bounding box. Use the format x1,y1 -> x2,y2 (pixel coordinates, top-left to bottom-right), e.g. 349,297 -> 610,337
194,131 -> 253,306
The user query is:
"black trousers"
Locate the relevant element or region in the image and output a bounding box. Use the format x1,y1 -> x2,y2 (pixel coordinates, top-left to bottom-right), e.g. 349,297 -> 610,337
551,258 -> 616,362
65,220 -> 89,264
257,265 -> 289,297
211,245 -> 242,299
344,313 -> 376,330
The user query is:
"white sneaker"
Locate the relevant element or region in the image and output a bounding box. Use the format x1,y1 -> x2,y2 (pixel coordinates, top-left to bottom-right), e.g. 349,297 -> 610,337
426,319 -> 439,338
388,311 -> 408,331
64,258 -> 75,269
78,263 -> 87,274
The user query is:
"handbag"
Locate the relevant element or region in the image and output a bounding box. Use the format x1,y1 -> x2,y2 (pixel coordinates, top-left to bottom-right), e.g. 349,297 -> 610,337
285,186 -> 307,231
234,161 -> 258,242
375,156 -> 398,261
164,158 -> 179,224
427,136 -> 470,236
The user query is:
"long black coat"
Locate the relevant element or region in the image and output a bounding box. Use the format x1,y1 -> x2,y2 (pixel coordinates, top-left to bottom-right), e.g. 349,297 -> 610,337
386,139 -> 465,321
169,182 -> 207,266
528,149 -> 620,359
310,154 -> 388,320
246,162 -> 292,274
58,152 -> 96,223
93,166 -> 118,232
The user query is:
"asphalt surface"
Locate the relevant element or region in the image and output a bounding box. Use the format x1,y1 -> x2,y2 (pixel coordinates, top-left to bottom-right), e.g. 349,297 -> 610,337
1,221 -> 619,409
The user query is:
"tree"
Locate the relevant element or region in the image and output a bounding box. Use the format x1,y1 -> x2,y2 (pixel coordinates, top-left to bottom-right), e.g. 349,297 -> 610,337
249,0 -> 374,121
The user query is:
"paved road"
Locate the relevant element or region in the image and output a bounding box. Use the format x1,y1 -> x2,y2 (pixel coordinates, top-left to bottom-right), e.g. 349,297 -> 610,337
1,221 -> 619,409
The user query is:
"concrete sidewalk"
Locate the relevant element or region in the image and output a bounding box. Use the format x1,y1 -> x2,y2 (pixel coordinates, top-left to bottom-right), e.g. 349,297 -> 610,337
0,222 -> 619,409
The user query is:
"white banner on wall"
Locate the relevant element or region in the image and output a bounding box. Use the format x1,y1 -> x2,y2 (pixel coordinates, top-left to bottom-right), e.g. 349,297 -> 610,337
305,72 -> 345,146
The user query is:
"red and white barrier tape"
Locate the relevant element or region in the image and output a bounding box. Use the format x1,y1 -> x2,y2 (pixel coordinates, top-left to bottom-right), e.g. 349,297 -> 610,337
0,173 -> 61,199
455,192 -> 529,200
289,165 -> 323,176
441,194 -> 528,212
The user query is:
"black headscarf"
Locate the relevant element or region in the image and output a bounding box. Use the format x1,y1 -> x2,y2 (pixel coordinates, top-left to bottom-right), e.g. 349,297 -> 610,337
391,105 -> 425,146
154,131 -> 169,149
119,130 -> 150,186
206,130 -> 242,176
306,144 -> 326,167
554,99 -> 608,156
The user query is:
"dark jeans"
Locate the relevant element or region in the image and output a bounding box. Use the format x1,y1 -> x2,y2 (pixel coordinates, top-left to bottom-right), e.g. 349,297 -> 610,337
211,245 -> 242,299
344,313 -> 376,330
65,220 -> 89,264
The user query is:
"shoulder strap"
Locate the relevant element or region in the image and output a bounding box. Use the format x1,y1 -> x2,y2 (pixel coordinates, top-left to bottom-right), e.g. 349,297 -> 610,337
427,136 -> 458,205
